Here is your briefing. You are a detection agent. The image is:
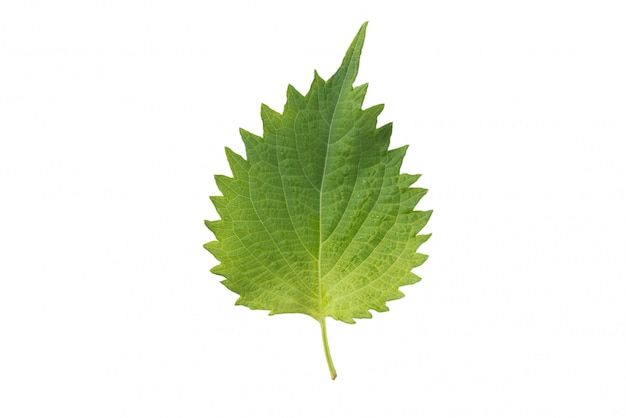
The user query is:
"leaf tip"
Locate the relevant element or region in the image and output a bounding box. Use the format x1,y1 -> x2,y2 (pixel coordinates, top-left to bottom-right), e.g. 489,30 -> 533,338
357,21 -> 369,37
330,22 -> 369,88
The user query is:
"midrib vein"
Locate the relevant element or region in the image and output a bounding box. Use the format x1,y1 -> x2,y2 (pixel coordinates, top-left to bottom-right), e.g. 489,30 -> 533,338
316,63 -> 357,319
317,102 -> 338,319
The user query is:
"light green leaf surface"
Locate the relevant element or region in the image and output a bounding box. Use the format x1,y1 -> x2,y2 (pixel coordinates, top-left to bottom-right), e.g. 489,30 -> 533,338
205,22 -> 431,379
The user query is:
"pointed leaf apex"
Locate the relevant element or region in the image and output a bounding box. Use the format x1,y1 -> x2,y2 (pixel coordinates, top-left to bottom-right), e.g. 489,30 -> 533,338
330,22 -> 368,88
346,22 -> 368,61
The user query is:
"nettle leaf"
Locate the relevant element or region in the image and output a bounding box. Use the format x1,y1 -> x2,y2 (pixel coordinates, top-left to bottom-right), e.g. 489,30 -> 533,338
205,22 -> 431,379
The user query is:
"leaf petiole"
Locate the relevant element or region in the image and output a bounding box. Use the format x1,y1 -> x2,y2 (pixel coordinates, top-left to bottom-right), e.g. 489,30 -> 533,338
320,317 -> 337,380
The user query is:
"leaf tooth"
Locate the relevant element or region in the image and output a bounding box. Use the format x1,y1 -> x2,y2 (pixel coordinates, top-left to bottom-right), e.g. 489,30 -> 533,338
360,311 -> 373,319
313,69 -> 325,84
357,103 -> 385,132
387,289 -> 406,302
399,173 -> 421,188
214,174 -> 235,197
209,195 -> 228,218
204,219 -> 231,240
225,280 -> 257,303
202,239 -> 215,251
401,188 -> 428,211
333,315 -> 356,324
410,253 -> 429,269
210,263 -> 229,278
401,273 -> 422,286
239,128 -> 262,162
384,144 -> 409,170
363,102 -> 384,118
374,122 -> 392,151
413,233 -> 432,250
286,84 -> 306,110
408,210 -> 433,235
377,304 -> 390,313
204,219 -> 220,233
351,83 -> 369,108
204,240 -> 227,261
369,303 -> 389,314
224,147 -> 249,177
304,70 -> 326,102
239,128 -> 261,148
260,103 -> 282,134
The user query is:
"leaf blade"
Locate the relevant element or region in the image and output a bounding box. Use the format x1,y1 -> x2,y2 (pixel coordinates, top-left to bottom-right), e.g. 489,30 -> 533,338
205,22 -> 431,376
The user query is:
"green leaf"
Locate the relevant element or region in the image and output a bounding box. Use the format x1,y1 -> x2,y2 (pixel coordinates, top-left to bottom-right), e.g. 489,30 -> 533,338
205,22 -> 431,379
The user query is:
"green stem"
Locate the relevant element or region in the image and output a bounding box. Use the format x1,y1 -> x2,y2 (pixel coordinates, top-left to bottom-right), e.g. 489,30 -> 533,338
320,317 -> 337,380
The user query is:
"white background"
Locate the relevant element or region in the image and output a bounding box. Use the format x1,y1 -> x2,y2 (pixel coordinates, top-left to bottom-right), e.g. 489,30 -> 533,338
1,1 -> 625,417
